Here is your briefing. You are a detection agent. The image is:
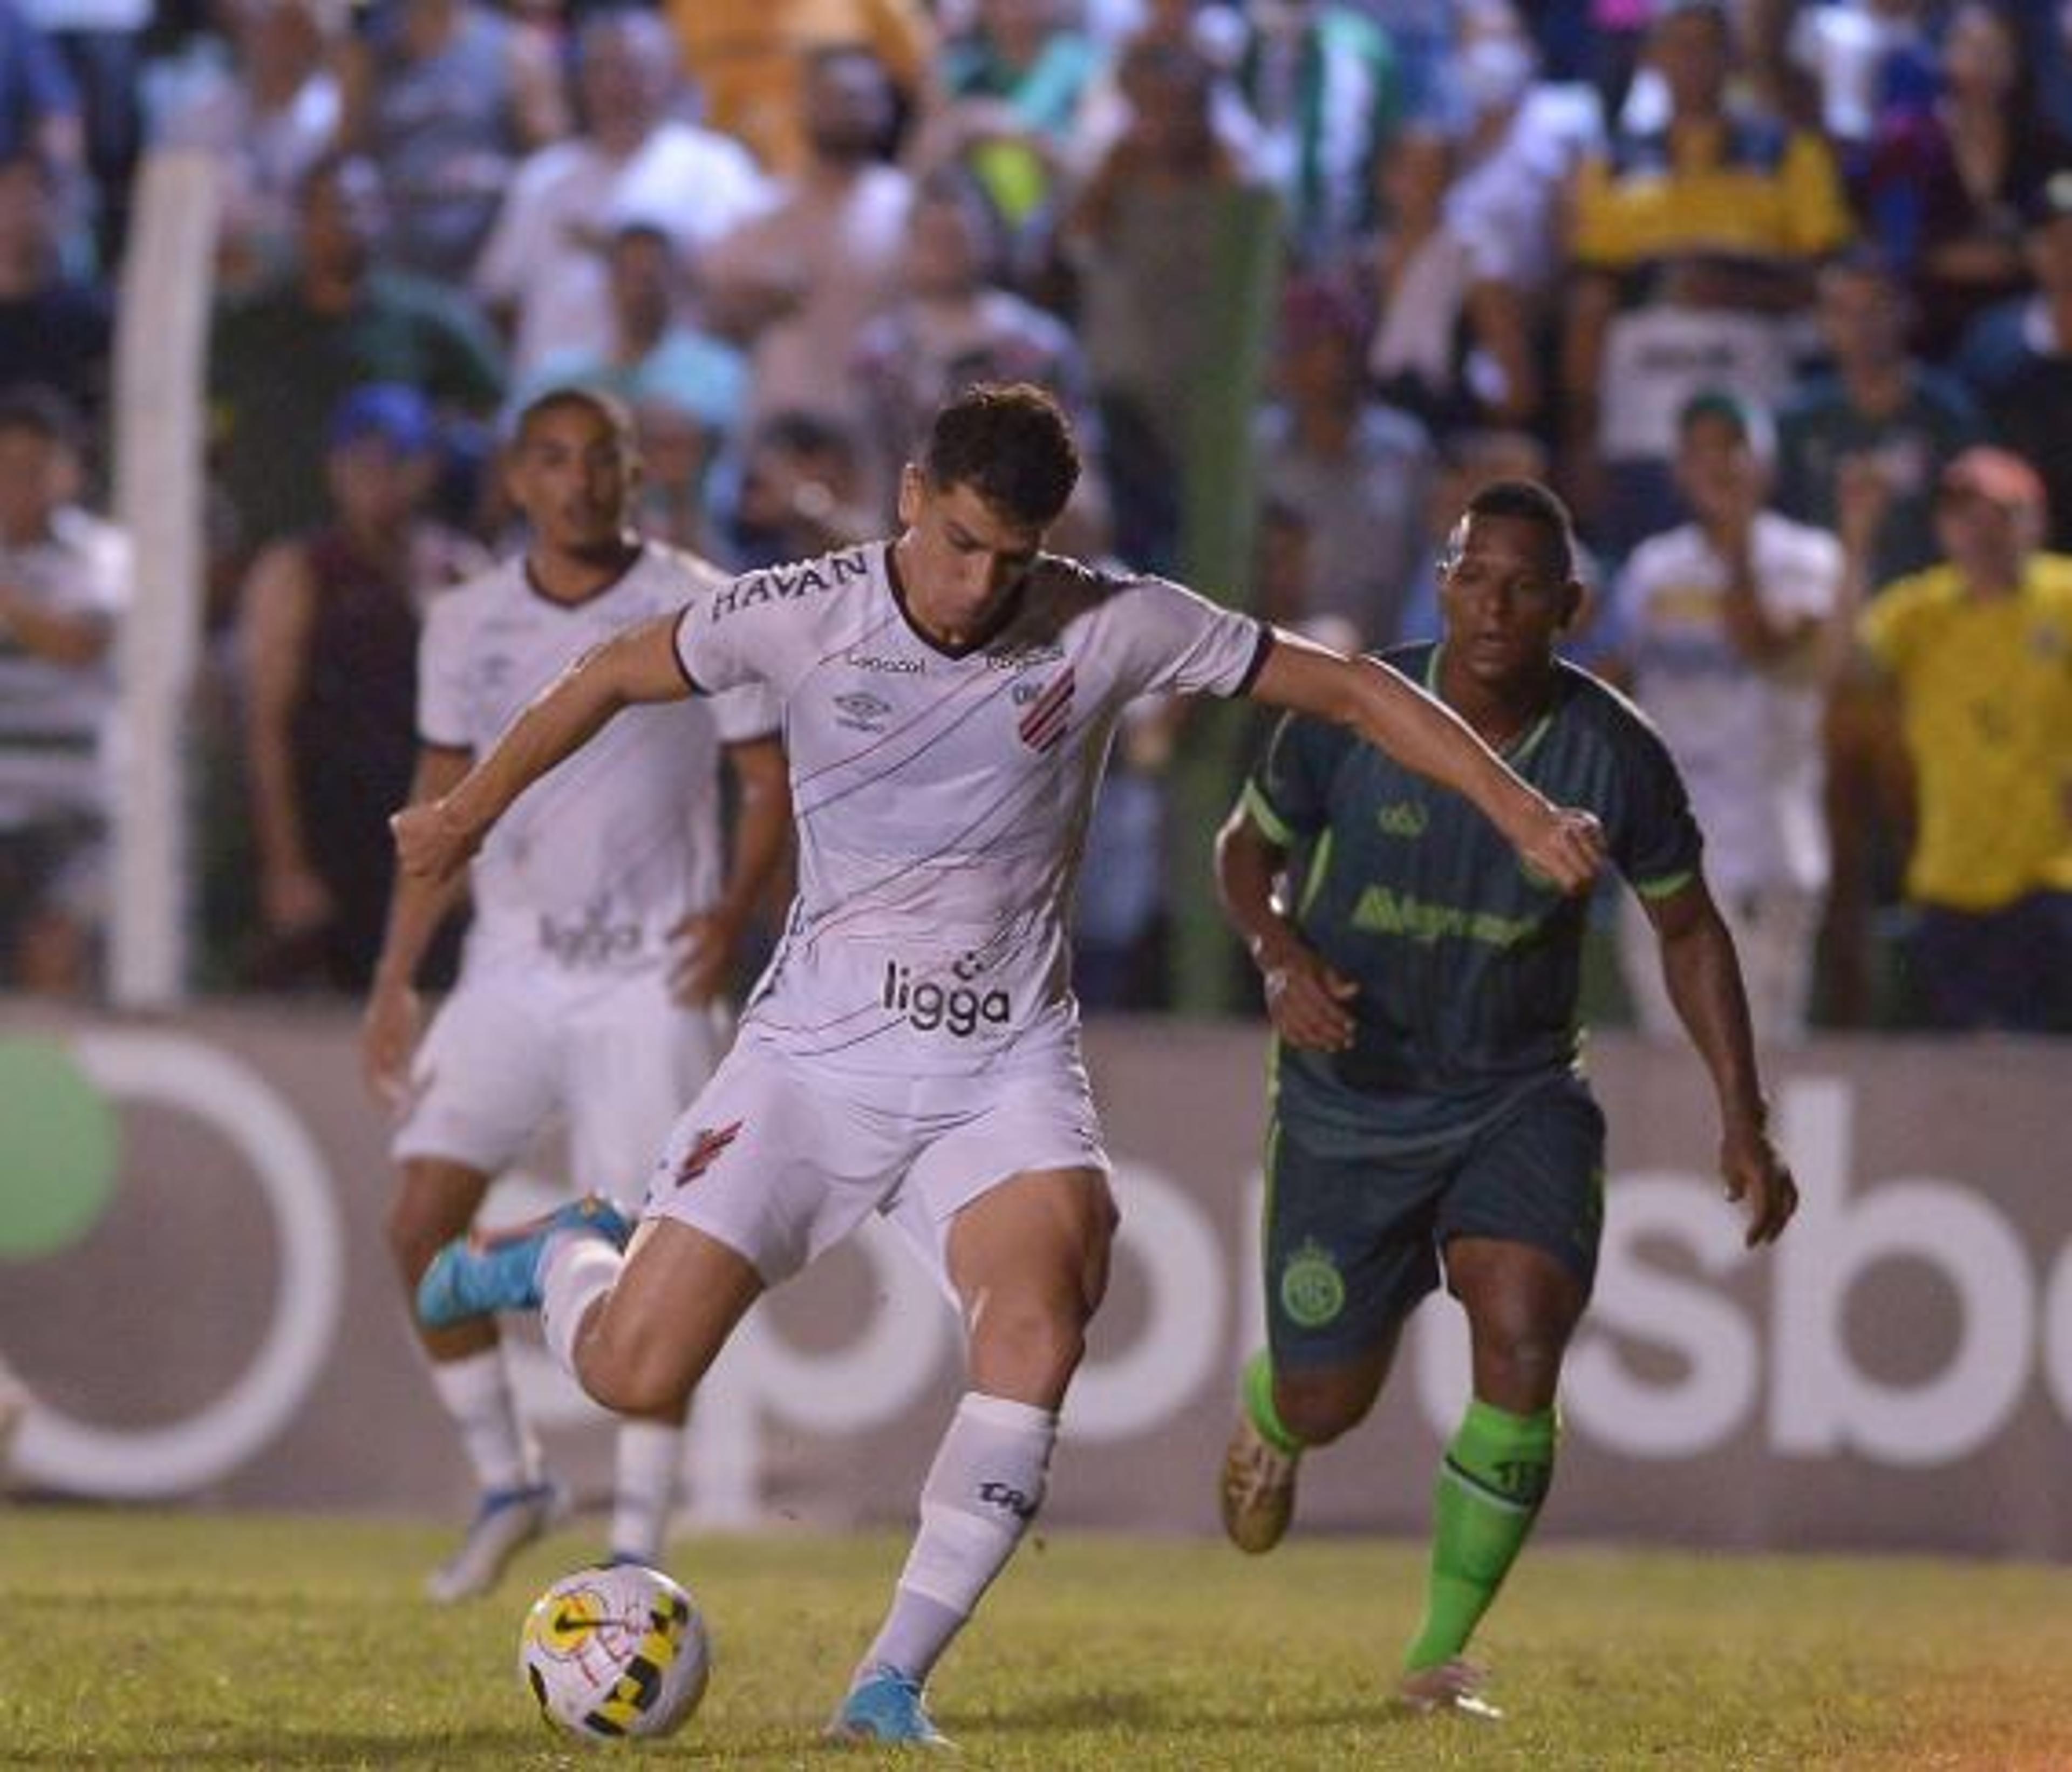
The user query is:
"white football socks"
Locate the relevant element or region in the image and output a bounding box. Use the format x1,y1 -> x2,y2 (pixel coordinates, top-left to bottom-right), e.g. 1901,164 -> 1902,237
860,1392 -> 1058,1685
539,1233 -> 624,1377
428,1347 -> 538,1494
611,1417 -> 683,1564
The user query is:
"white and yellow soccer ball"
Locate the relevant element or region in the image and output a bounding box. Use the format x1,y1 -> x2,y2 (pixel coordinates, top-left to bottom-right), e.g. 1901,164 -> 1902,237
518,1562 -> 711,1741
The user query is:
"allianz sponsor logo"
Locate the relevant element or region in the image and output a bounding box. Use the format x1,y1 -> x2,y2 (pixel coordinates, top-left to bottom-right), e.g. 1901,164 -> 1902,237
708,547 -> 870,621
537,903 -> 645,966
881,951 -> 1012,1038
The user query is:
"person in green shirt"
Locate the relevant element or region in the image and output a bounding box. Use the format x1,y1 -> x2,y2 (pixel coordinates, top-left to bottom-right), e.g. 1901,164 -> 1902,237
1216,477 -> 1799,1719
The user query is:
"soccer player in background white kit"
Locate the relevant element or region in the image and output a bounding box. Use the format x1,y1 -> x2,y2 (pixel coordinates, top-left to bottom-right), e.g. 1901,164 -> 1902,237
401,383 -> 1606,1739
362,389 -> 788,1603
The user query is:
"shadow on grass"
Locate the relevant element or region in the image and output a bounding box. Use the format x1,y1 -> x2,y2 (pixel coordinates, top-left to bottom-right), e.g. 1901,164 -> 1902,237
0,1726 -> 534,1769
966,1686 -> 1415,1737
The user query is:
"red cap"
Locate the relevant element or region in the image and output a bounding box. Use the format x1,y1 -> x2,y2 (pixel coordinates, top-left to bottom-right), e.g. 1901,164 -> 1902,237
1939,446 -> 2046,513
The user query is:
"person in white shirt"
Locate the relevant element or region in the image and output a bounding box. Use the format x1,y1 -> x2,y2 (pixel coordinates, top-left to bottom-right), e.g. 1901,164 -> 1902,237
0,383 -> 127,994
471,10 -> 768,379
1610,390 -> 1845,1044
399,381 -> 1605,1744
361,387 -> 789,1603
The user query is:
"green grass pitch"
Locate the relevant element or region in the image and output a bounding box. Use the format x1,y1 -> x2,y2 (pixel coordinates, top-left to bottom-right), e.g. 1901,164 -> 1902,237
3,1509 -> 2068,1769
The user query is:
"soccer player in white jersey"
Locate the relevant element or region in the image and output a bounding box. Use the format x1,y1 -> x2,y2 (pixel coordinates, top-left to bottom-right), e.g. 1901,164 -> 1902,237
362,389 -> 788,1603
400,383 -> 1606,1740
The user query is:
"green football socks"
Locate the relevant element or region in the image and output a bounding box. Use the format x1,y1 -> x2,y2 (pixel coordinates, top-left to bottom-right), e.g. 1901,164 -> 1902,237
1403,1398 -> 1558,1672
1241,1349 -> 1304,1455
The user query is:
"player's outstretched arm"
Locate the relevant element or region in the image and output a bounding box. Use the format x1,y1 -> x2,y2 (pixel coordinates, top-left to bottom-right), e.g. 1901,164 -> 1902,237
392,612 -> 691,887
1643,877 -> 1800,1248
1214,807 -> 1357,1052
1247,630 -> 1606,894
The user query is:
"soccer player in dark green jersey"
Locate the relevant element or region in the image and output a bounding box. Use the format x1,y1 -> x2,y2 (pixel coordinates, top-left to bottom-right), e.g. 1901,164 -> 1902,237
1215,479 -> 1799,1719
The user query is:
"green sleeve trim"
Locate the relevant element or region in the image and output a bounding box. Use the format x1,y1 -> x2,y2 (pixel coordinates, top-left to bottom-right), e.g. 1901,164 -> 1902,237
1634,870 -> 1695,902
1241,781 -> 1297,848
1295,828 -> 1334,919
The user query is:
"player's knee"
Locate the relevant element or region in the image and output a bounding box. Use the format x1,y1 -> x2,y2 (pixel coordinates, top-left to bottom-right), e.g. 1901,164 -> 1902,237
970,1295 -> 1087,1396
1476,1325 -> 1569,1409
384,1196 -> 453,1284
578,1315 -> 697,1419
1274,1376 -> 1368,1447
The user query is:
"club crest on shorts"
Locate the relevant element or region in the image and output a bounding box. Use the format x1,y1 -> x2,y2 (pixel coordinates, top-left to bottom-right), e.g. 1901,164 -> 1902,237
672,1121 -> 742,1188
1279,1241 -> 1346,1329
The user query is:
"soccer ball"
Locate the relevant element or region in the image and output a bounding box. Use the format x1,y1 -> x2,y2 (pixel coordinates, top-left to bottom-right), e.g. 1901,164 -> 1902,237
518,1562 -> 711,1741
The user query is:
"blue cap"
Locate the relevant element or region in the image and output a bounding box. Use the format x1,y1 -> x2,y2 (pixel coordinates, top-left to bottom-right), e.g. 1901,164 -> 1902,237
326,383 -> 437,456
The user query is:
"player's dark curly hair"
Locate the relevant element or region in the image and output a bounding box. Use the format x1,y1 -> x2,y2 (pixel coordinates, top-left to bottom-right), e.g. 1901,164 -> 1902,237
1457,478 -> 1578,583
923,383 -> 1080,528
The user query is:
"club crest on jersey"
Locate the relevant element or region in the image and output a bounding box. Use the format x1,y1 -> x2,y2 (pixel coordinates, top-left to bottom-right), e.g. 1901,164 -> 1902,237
1015,667 -> 1075,753
672,1121 -> 742,1187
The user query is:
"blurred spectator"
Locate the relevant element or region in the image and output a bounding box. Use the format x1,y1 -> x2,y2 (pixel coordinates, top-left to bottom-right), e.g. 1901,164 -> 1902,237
519,223 -> 749,453
1228,0 -> 1398,265
662,0 -> 935,178
1064,36 -> 1259,571
1069,0 -> 1257,182
0,148 -> 108,432
629,393 -> 724,557
718,408 -> 875,571
472,9 -> 768,380
337,0 -> 567,283
1954,168 -> 2072,556
0,383 -> 127,995
1608,391 -> 1844,1045
1777,248 -> 1984,592
1256,276 -> 1432,648
928,0 -> 1101,230
149,0 -> 344,295
209,152 -> 506,583
1562,0 -> 1852,551
1784,0 -> 1934,153
237,384 -> 482,992
1363,122 -> 1540,434
698,44 -> 913,434
1441,10 -> 1605,329
850,162 -> 1103,526
1846,446 -> 2072,1032
1858,1 -> 2065,362
23,0 -> 148,264
0,2 -> 83,206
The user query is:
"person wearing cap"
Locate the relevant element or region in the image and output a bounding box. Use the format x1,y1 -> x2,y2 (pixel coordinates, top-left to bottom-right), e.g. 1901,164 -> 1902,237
238,381 -> 486,992
1835,444 -> 2072,1032
1607,389 -> 1844,1045
1954,167 -> 2072,557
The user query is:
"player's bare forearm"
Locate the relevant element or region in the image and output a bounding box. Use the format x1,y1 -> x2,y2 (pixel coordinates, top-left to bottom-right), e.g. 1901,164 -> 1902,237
372,748 -> 473,992
1652,881 -> 1798,1244
398,615 -> 689,880
1215,806 -> 1357,1051
1249,634 -> 1604,892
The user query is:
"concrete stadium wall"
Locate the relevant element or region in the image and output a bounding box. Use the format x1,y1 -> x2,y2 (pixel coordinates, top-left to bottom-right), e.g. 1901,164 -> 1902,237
2,1005 -> 2067,1558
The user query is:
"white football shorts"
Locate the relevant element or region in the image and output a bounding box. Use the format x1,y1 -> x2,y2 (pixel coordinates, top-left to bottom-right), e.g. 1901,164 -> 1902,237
641,1026 -> 1112,1296
393,964 -> 730,1208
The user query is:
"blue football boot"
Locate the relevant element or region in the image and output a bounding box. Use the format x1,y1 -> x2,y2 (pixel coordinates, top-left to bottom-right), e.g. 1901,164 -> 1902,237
416,1194 -> 633,1328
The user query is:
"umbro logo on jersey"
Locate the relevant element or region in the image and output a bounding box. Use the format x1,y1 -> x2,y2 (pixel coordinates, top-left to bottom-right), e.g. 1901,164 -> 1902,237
1377,801 -> 1429,839
834,690 -> 892,731
672,1120 -> 742,1187
1017,667 -> 1075,753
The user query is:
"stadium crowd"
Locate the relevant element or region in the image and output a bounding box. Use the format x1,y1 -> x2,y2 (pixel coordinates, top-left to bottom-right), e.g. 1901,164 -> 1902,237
0,0 -> 2067,1032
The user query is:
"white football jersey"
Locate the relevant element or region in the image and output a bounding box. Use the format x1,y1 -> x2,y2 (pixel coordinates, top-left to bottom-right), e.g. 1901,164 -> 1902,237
674,540 -> 1269,1075
419,542 -> 776,977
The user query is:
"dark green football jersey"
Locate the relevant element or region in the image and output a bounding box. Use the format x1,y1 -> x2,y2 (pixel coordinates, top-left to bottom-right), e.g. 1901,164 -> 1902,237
1245,643 -> 1701,1137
